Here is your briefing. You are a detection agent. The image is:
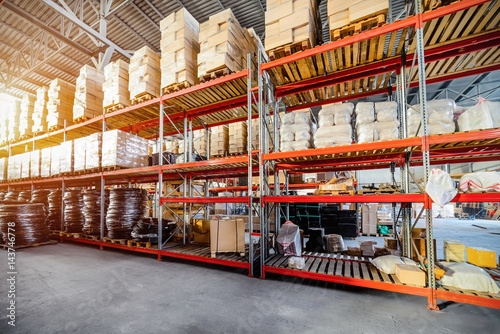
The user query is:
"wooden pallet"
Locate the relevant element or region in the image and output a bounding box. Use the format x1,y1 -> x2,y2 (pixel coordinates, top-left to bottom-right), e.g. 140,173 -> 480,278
162,81 -> 192,95
313,189 -> 355,195
73,115 -> 91,124
48,125 -> 64,132
33,131 -> 46,137
131,93 -> 156,106
127,240 -> 155,249
331,14 -> 386,41
361,233 -> 395,238
199,67 -> 231,83
104,103 -> 125,114
0,239 -> 57,250
166,243 -> 249,262
19,134 -> 32,141
357,189 -> 402,195
103,237 -> 128,245
85,167 -> 102,174
101,166 -> 125,172
268,40 -> 311,61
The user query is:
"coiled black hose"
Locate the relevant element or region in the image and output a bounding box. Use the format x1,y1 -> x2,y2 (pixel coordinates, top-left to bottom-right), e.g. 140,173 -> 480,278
82,189 -> 110,236
0,203 -> 50,245
0,193 -> 5,201
18,191 -> 31,202
47,190 -> 62,230
106,188 -> 147,239
131,217 -> 176,243
31,189 -> 51,215
63,189 -> 84,233
4,191 -> 18,201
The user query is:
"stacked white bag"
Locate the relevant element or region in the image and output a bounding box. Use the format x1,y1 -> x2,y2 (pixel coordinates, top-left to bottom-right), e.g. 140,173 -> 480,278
356,101 -> 399,143
280,109 -> 316,152
314,103 -> 353,148
409,99 -> 455,136
458,99 -> 500,131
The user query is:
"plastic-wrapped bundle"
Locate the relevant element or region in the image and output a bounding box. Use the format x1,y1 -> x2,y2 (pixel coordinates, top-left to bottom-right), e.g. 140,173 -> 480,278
47,190 -> 62,230
51,147 -> 60,176
4,191 -> 19,202
73,137 -> 86,172
41,147 -> 52,178
314,124 -> 352,148
0,203 -> 50,246
409,99 -> 455,136
319,103 -> 354,127
325,234 -> 344,253
375,101 -> 398,122
377,121 -> 399,141
131,217 -> 177,243
355,102 -> 375,125
18,191 -> 31,203
31,189 -> 50,215
458,100 -> 500,132
82,189 -> 110,236
106,188 -> 148,239
59,140 -> 74,174
175,153 -> 205,164
63,189 -> 85,233
280,109 -> 315,152
30,150 -> 41,178
85,132 -> 102,170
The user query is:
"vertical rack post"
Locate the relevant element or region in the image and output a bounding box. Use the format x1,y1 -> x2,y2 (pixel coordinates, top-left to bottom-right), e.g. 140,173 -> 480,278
100,112 -> 107,245
414,0 -> 437,310
182,116 -> 187,245
158,100 -> 164,256
258,50 -> 267,277
247,53 -> 254,277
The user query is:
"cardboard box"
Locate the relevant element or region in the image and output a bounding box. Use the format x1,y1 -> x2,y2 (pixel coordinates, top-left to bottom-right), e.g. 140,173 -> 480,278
192,219 -> 211,244
443,240 -> 465,262
361,204 -> 377,234
467,247 -> 496,268
411,228 -> 426,238
210,218 -> 245,257
412,238 -> 436,262
347,246 -> 362,256
395,264 -> 425,287
384,237 -> 397,250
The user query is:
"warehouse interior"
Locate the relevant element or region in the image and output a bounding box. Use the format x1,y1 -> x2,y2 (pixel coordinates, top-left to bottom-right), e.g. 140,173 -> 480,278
1,0 -> 500,332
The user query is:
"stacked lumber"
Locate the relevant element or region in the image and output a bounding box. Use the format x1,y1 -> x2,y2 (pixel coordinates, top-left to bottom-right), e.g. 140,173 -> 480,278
160,8 -> 200,92
198,9 -> 258,79
103,60 -> 130,109
33,87 -> 49,134
229,121 -> 247,155
7,101 -> 21,142
73,65 -> 105,121
327,0 -> 388,40
46,79 -> 76,130
30,150 -> 41,178
101,130 -> 148,169
129,46 -> 161,100
210,125 -> 229,158
264,0 -> 320,52
19,95 -> 37,138
0,157 -> 7,182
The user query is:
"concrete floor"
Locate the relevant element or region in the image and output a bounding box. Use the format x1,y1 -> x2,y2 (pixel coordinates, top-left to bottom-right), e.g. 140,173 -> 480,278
1,218 -> 500,334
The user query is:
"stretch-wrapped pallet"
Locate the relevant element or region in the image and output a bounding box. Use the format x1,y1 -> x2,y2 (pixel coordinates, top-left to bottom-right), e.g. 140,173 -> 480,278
85,133 -> 102,170
314,103 -> 353,148
193,129 -> 208,156
20,95 -> 37,138
210,125 -> 229,157
51,146 -> 61,176
160,8 -> 200,90
73,65 -> 105,121
7,101 -> 21,142
0,157 -> 7,182
59,141 -> 74,174
103,60 -> 130,109
73,137 -> 86,172
410,99 -> 456,136
0,111 -> 8,144
356,101 -> 399,143
129,46 -> 161,100
102,130 -> 148,169
33,87 -> 49,134
20,152 -> 30,179
229,122 -> 247,155
30,150 -> 41,178
7,155 -> 21,180
198,9 -> 258,77
41,147 -> 52,178
265,0 -> 319,51
458,100 -> 500,132
47,78 -> 76,129
280,109 -> 315,152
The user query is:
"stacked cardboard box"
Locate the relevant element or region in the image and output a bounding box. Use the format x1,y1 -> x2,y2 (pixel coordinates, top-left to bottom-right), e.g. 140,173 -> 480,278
198,9 -> 257,78
361,204 -> 377,235
19,95 -> 37,138
73,65 -> 105,121
41,147 -> 52,178
47,79 -> 76,129
229,122 -> 247,155
59,141 -> 74,174
85,133 -> 102,170
0,157 -> 7,182
160,8 -> 200,91
210,218 -> 245,257
30,150 -> 41,178
74,137 -> 86,172
102,130 -> 148,169
33,87 -> 49,134
210,125 -> 229,157
327,0 -> 389,38
103,60 -> 130,109
7,101 -> 21,142
192,129 -> 208,156
129,46 -> 161,100
264,0 -> 319,52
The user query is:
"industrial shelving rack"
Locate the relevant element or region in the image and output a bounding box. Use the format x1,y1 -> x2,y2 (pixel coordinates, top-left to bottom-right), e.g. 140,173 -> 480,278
0,0 -> 499,309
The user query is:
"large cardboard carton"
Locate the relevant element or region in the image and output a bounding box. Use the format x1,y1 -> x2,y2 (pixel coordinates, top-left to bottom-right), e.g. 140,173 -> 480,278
210,218 -> 245,257
395,264 -> 426,287
192,219 -> 211,244
467,247 -> 496,268
443,240 -> 465,262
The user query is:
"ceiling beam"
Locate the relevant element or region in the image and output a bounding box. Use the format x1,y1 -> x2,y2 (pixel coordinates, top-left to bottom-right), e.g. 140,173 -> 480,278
143,0 -> 164,19
129,2 -> 159,29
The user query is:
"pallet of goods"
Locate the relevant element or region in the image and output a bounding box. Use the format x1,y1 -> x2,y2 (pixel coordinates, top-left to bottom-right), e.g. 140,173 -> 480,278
210,125 -> 229,158
264,0 -> 320,57
314,172 -> 356,195
33,87 -> 49,135
103,60 -> 130,112
30,150 -> 41,179
0,111 -> 8,145
129,46 -> 161,103
0,157 -> 7,182
85,132 -> 102,172
101,130 -> 148,170
280,108 -> 315,152
7,154 -> 21,181
46,78 -> 76,131
228,121 -> 247,155
50,146 -> 60,176
40,147 -> 52,178
327,0 -> 388,41
59,141 -> 74,175
355,101 -> 399,144
7,101 -> 21,142
160,8 -> 200,94
73,65 -> 105,122
198,9 -> 258,81
193,129 -> 208,157
20,152 -> 30,180
19,95 -> 37,139
73,137 -> 86,173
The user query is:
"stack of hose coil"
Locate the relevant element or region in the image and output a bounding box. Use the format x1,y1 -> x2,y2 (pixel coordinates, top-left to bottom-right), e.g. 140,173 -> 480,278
0,203 -> 50,246
0,193 -> 5,201
47,190 -> 62,230
18,191 -> 31,202
82,189 -> 110,236
131,218 -> 177,244
106,188 -> 147,239
4,191 -> 19,201
63,189 -> 85,233
31,189 -> 51,215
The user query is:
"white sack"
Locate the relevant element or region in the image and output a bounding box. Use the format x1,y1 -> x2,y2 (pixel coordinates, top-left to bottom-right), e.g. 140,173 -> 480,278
439,262 -> 500,294
458,100 -> 500,131
375,101 -> 398,122
459,172 -> 500,193
425,168 -> 458,207
371,255 -> 404,275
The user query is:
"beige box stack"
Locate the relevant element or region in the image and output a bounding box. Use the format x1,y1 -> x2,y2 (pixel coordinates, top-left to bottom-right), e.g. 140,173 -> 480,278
7,101 -> 21,142
251,118 -> 275,150
210,125 -> 229,158
41,147 -> 52,178
160,8 -> 200,91
264,0 -> 319,52
198,9 -> 257,78
103,60 -> 130,109
59,141 -> 74,174
19,95 -> 37,138
73,65 -> 105,121
85,133 -> 102,171
102,130 -> 148,169
0,157 -> 7,182
327,0 -> 389,38
361,204 -> 378,235
47,79 -> 76,129
229,122 -> 247,155
129,46 -> 161,100
193,129 -> 208,156
30,150 -> 41,178
33,87 -> 49,134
